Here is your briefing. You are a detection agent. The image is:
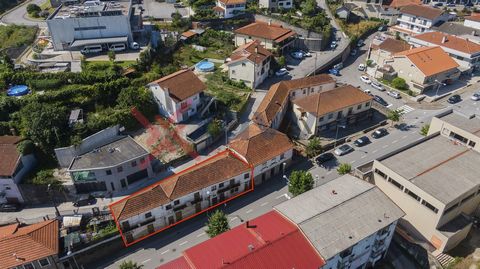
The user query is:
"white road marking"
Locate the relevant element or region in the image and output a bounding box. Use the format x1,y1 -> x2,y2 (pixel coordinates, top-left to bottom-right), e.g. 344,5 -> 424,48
397,105 -> 415,114
246,209 -> 253,214
392,140 -> 398,144
382,145 -> 389,149
372,149 -> 378,153
179,241 -> 188,246
230,217 -> 238,222
142,259 -> 151,264
361,155 -> 366,159
196,232 -> 205,237
161,250 -> 170,255
261,202 -> 269,207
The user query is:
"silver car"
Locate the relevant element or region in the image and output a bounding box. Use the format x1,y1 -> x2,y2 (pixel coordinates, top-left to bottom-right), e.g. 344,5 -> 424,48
334,144 -> 354,156
387,91 -> 401,99
371,81 -> 384,91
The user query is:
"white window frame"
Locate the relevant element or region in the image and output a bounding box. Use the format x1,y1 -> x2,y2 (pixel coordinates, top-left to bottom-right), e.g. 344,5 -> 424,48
39,258 -> 51,267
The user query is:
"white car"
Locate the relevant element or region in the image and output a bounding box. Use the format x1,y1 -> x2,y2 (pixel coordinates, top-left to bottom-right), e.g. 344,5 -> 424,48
358,64 -> 366,71
130,42 -> 140,50
363,89 -> 372,95
387,91 -> 401,99
357,39 -> 364,47
276,68 -> 288,76
471,93 -> 480,101
360,75 -> 371,84
371,81 -> 384,91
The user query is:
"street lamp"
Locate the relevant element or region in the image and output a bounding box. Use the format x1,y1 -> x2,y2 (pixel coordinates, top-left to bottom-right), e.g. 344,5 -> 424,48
282,162 -> 287,177
47,184 -> 61,217
283,175 -> 290,187
333,124 -> 347,148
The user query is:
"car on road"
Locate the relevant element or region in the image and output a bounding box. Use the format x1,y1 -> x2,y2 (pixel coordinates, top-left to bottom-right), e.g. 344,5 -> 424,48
387,90 -> 401,99
471,92 -> 480,101
73,195 -> 97,207
334,63 -> 343,70
301,50 -> 312,57
372,128 -> 388,139
329,68 -> 340,76
358,64 -> 366,71
360,75 -> 371,84
447,2 -> 456,6
363,89 -> 372,96
357,39 -> 365,47
334,144 -> 354,156
353,136 -> 371,147
0,203 -> 22,212
373,95 -> 389,106
371,81 -> 384,91
316,152 -> 336,165
275,68 -> 288,76
434,2 -> 443,7
290,51 -> 304,59
447,94 -> 462,104
130,42 -> 140,50
378,25 -> 387,31
174,3 -> 184,7
350,49 -> 358,56
330,41 -> 338,49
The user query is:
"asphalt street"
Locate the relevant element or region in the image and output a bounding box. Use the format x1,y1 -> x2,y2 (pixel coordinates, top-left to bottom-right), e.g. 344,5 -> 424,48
1,0 -> 47,27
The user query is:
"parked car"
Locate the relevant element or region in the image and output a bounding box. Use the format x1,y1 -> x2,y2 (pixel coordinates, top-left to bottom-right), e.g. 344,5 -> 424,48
358,64 -> 366,71
276,68 -> 288,76
364,89 -> 372,95
109,43 -> 126,52
353,136 -> 371,147
471,92 -> 480,101
301,50 -> 312,57
81,45 -> 103,55
371,128 -> 388,139
174,3 -> 184,7
0,203 -> 22,212
447,2 -> 456,6
316,152 -> 336,165
130,42 -> 140,50
334,144 -> 354,156
434,2 -> 443,7
360,75 -> 371,84
330,41 -> 338,49
334,63 -> 343,70
357,39 -> 365,47
447,94 -> 462,104
73,195 -> 97,207
329,68 -> 340,76
378,25 -> 387,31
350,49 -> 358,56
374,95 -> 389,106
387,90 -> 401,99
290,51 -> 304,59
371,81 -> 384,91
465,2 -> 473,6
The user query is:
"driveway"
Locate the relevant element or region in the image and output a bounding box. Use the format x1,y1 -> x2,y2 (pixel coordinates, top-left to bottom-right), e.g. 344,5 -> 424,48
1,0 -> 47,27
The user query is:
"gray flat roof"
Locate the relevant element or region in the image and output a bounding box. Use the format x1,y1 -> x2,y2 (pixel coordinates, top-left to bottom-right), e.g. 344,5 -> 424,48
69,136 -> 148,171
438,112 -> 480,137
380,135 -> 480,204
275,175 -> 404,260
433,21 -> 479,36
70,36 -> 128,47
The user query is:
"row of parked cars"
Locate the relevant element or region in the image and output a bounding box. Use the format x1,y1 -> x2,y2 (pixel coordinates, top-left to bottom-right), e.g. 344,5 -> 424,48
81,42 -> 140,55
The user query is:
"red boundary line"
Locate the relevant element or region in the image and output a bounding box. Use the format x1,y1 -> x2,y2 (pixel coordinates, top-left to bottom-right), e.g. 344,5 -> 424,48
109,149 -> 255,247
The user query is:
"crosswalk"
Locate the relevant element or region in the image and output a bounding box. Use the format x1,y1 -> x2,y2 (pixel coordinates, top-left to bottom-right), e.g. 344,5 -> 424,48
397,105 -> 415,115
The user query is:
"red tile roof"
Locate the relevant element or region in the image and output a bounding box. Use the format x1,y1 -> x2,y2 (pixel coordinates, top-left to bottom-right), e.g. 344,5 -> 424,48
412,31 -> 480,54
181,30 -> 197,38
149,70 -> 206,102
227,40 -> 272,65
157,211 -> 325,269
394,46 -> 459,76
0,220 -> 59,268
388,0 -> 421,8
0,136 -> 23,177
375,38 -> 411,54
234,22 -> 296,43
400,4 -> 444,20
218,0 -> 246,4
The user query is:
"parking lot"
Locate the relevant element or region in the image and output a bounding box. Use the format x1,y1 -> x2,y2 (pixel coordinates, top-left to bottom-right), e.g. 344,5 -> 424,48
139,0 -> 189,19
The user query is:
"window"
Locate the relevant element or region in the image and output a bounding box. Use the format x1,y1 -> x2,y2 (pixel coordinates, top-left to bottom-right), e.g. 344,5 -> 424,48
117,166 -> 123,173
374,169 -> 387,179
280,153 -> 285,160
211,185 -> 217,191
242,63 -> 246,67
39,258 -> 50,267
174,200 -> 180,206
388,177 -> 404,190
219,183 -> 224,188
291,91 -> 295,97
23,264 -> 34,269
145,212 -> 152,218
232,70 -> 236,75
348,107 -> 353,114
166,204 -> 172,210
318,116 -> 324,122
366,102 -> 370,107
106,169 -> 112,175
140,157 -> 146,164
449,131 -> 468,144
74,26 -> 107,31
131,161 -> 137,167
461,192 -> 475,204
469,141 -> 476,147
357,104 -> 362,109
328,113 -> 333,119
421,200 -> 439,213
6,186 -> 11,190
404,188 -> 421,201
244,173 -> 250,179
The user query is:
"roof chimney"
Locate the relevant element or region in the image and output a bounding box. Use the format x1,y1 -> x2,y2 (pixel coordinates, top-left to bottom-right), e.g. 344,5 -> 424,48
248,244 -> 255,251
255,45 -> 258,54
442,36 -> 447,43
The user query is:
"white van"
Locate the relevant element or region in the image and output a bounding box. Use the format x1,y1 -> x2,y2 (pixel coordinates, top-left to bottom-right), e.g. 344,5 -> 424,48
109,43 -> 126,52
81,45 -> 103,54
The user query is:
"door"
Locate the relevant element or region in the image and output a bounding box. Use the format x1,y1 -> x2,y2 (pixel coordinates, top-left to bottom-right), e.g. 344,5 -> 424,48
147,224 -> 154,234
195,202 -> 201,213
219,192 -> 225,202
244,181 -> 250,191
175,211 -> 182,221
168,216 -> 175,225
122,221 -> 130,231
270,168 -> 275,178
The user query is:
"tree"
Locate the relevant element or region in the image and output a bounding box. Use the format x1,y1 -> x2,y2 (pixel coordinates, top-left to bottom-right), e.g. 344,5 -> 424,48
119,260 -> 143,269
337,163 -> 352,175
387,108 -> 404,127
108,50 -> 116,62
277,56 -> 286,67
116,87 -> 157,120
26,4 -> 41,14
288,170 -> 314,196
16,139 -> 35,155
300,0 -> 317,16
207,119 -> 222,137
391,77 -> 409,91
205,210 -> 230,238
420,124 -> 430,136
306,137 -> 322,158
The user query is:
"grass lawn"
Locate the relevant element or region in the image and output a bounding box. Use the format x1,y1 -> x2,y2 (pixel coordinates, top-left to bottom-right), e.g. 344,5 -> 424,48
204,70 -> 251,112
0,24 -> 37,50
85,60 -> 136,69
174,44 -> 233,67
40,0 -> 56,14
336,19 -> 382,39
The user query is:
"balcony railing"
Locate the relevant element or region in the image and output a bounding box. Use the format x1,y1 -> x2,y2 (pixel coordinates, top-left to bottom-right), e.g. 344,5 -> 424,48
218,182 -> 241,193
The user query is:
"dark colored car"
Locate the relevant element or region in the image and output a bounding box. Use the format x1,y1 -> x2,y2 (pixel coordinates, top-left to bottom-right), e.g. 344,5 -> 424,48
353,136 -> 371,147
73,195 -> 97,207
374,95 -> 389,107
316,152 -> 335,165
447,94 -> 461,104
329,68 -> 340,76
0,203 -> 22,212
371,128 -> 388,139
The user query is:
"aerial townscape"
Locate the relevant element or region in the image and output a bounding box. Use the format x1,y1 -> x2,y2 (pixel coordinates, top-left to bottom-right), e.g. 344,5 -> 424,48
2,0 -> 480,268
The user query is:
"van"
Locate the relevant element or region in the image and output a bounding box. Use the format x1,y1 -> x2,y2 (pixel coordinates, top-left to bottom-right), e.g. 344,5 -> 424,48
109,43 -> 126,52
81,45 -> 103,54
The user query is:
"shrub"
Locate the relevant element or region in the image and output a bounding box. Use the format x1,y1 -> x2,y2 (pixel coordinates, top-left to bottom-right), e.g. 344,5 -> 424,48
26,4 -> 41,14
205,210 -> 230,238
391,77 -> 409,91
420,124 -> 430,136
17,140 -> 35,155
306,137 -> 322,158
337,163 -> 352,175
288,170 -> 314,196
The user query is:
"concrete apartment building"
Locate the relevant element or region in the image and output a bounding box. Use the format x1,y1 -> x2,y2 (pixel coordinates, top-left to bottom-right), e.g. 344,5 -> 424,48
408,31 -> 480,74
372,110 -> 480,252
0,136 -> 36,204
110,150 -> 251,244
389,46 -> 460,93
213,0 -> 246,18
226,40 -> 272,88
275,175 -> 405,269
291,85 -> 373,139
258,0 -> 293,10
234,21 -> 296,51
148,69 -> 206,123
253,74 -> 336,129
391,5 -> 447,37
47,0 -> 134,51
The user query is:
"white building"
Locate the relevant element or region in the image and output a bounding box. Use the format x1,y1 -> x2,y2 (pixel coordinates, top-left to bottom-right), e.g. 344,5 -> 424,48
0,136 -> 36,204
258,0 -> 292,10
275,175 -> 405,269
213,0 -> 246,19
234,21 -> 296,51
226,40 -> 272,89
148,69 -> 206,123
391,5 -> 448,38
47,0 -> 134,51
464,16 -> 480,30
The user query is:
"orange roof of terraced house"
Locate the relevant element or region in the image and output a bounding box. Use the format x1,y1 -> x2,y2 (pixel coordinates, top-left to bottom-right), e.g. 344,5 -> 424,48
234,21 -> 296,43
0,136 -> 23,178
400,4 -> 444,20
411,31 -> 480,55
394,46 -> 459,76
227,40 -> 272,65
0,220 -> 59,268
148,69 -> 206,102
219,0 -> 246,4
388,0 -> 422,8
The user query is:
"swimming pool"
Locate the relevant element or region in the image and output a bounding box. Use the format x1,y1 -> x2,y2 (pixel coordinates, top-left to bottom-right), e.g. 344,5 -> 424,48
195,60 -> 215,72
7,85 -> 30,97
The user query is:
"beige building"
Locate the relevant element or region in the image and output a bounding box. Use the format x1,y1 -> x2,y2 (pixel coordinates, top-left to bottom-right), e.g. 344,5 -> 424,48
372,110 -> 480,253
368,37 -> 411,78
291,85 -> 373,139
226,40 -> 272,88
391,4 -> 448,38
234,21 -> 296,51
389,46 -> 460,93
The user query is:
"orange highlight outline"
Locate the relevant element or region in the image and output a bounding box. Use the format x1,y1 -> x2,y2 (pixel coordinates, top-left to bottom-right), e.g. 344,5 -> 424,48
109,149 -> 255,247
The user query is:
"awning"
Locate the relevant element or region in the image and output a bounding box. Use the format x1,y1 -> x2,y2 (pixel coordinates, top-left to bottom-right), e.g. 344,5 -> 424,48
70,36 -> 128,48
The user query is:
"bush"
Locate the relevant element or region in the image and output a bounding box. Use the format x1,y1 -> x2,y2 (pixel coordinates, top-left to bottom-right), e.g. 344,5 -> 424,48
26,4 -> 41,14
420,124 -> 430,136
207,119 -> 222,137
205,210 -> 230,238
391,77 -> 409,91
28,78 -> 63,91
288,170 -> 314,196
337,163 -> 352,175
17,140 -> 35,155
29,169 -> 61,186
306,137 -> 322,158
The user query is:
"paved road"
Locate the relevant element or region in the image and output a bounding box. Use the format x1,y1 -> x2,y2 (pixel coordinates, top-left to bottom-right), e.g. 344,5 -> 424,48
1,0 -> 47,27
141,0 -> 188,19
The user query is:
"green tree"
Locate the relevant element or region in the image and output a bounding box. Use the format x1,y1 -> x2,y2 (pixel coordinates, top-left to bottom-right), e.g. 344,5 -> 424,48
277,56 -> 286,67
207,119 -> 222,137
387,108 -> 404,127
391,77 -> 409,91
119,260 -> 143,269
205,210 -> 230,238
306,137 -> 322,158
108,50 -> 116,62
288,170 -> 314,196
420,124 -> 430,136
116,87 -> 157,120
16,139 -> 35,155
26,4 -> 41,15
300,0 -> 317,16
337,163 -> 352,175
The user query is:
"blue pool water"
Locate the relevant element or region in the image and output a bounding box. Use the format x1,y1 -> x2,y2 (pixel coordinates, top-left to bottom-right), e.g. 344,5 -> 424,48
7,85 -> 29,96
195,60 -> 215,72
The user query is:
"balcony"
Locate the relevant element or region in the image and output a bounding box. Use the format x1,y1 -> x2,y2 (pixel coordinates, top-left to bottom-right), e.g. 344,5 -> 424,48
218,182 -> 240,193
173,203 -> 188,212
140,217 -> 156,227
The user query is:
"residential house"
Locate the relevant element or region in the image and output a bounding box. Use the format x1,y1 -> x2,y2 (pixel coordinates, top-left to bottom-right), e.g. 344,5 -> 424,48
0,136 -> 36,204
433,21 -> 480,45
335,3 -> 367,21
148,69 -> 206,123
158,211 -> 326,269
275,174 -> 405,269
408,31 -> 480,74
0,220 -> 63,269
253,74 -> 336,130
464,16 -> 480,30
213,0 -> 246,19
391,5 -> 448,37
110,150 -> 252,244
389,46 -> 460,93
259,0 -> 293,10
368,37 -> 411,79
228,123 -> 294,185
234,21 -> 296,51
387,0 -> 423,9
291,85 -> 373,139
68,136 -> 153,193
372,110 -> 480,252
226,40 -> 272,88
